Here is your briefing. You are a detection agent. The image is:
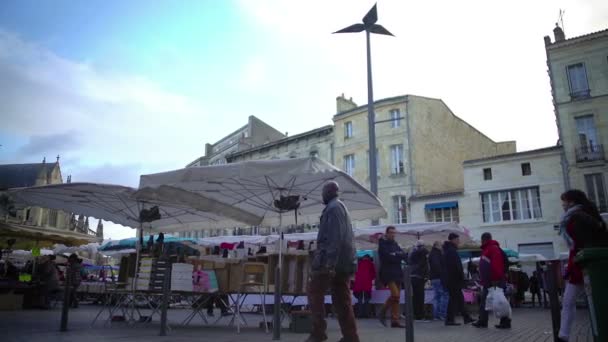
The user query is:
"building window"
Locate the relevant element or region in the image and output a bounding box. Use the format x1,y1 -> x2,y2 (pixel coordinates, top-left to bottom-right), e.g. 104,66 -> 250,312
48,209 -> 58,227
483,168 -> 492,180
393,195 -> 407,224
481,187 -> 542,223
344,121 -> 353,139
585,173 -> 607,212
575,115 -> 602,161
390,145 -> 404,175
366,149 -> 380,177
521,163 -> 531,176
426,207 -> 459,223
344,154 -> 355,176
390,109 -> 401,128
567,63 -> 590,99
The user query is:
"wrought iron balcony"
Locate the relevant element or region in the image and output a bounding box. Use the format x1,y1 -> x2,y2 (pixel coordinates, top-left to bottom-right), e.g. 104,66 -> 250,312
570,89 -> 591,100
575,144 -> 604,163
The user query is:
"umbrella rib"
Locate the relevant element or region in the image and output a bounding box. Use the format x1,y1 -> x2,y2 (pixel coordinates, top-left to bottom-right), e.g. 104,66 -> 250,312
214,182 -> 271,211
233,178 -> 272,209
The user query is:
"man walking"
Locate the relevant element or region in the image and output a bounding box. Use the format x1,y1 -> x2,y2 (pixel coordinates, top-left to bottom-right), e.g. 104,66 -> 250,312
429,241 -> 448,321
378,226 -> 408,328
408,240 -> 429,321
443,233 -> 474,326
473,232 -> 511,329
306,181 -> 359,342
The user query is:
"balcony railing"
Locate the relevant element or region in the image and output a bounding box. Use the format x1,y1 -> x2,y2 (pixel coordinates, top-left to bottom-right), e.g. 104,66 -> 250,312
575,144 -> 605,163
570,89 -> 591,100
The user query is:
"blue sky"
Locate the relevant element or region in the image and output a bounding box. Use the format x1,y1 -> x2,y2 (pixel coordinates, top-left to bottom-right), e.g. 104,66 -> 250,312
1,0 -> 607,239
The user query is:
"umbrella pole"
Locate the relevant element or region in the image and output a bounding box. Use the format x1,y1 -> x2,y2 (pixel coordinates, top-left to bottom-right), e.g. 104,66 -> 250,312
273,212 -> 283,340
130,221 -> 143,322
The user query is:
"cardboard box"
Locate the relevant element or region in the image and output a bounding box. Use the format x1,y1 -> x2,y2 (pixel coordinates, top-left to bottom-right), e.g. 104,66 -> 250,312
213,261 -> 229,293
0,293 -> 23,310
289,311 -> 312,333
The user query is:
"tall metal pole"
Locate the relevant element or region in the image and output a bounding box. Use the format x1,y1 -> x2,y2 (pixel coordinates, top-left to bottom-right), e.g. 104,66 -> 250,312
403,265 -> 414,342
60,265 -> 71,332
366,30 -> 378,198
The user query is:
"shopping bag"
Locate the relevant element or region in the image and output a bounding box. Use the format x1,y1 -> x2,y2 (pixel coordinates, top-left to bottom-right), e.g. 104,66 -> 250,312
492,287 -> 512,319
485,287 -> 496,312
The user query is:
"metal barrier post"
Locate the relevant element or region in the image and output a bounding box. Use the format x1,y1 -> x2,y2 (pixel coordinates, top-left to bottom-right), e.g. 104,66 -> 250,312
544,262 -> 561,342
60,266 -> 71,332
403,265 -> 414,342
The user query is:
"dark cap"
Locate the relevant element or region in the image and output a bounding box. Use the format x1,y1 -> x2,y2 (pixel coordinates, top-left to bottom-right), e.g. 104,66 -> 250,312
448,233 -> 459,241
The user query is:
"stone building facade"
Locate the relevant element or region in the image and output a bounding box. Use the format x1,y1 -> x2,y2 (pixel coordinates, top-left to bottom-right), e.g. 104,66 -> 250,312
332,94 -> 516,226
0,160 -> 102,244
187,115 -> 285,167
226,125 -> 334,164
545,26 -> 608,211
410,146 -> 566,258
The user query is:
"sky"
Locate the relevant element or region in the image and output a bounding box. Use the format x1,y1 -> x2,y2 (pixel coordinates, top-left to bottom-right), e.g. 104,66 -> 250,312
1,0 -> 607,240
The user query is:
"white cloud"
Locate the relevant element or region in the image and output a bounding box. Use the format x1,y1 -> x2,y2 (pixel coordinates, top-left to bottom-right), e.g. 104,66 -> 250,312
0,29 -> 208,171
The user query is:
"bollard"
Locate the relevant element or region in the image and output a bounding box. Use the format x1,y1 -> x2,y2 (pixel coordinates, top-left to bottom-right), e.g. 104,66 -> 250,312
544,262 -> 561,342
273,266 -> 282,340
159,265 -> 170,336
403,265 -> 414,342
60,265 -> 71,332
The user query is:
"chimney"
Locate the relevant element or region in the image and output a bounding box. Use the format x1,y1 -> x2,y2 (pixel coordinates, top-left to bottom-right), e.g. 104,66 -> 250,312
544,35 -> 552,46
336,94 -> 358,114
553,24 -> 565,42
205,143 -> 213,157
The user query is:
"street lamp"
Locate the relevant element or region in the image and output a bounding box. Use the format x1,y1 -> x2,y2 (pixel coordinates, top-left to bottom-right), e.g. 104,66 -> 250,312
333,3 -> 393,198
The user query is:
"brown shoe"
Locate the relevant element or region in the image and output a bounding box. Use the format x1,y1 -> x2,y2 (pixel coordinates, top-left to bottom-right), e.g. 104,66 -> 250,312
391,322 -> 406,328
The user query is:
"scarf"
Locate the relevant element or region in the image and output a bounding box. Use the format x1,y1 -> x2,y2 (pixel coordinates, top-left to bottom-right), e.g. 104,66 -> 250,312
559,204 -> 582,248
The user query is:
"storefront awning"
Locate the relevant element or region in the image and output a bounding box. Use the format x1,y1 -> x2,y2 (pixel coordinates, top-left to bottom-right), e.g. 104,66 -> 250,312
425,201 -> 458,210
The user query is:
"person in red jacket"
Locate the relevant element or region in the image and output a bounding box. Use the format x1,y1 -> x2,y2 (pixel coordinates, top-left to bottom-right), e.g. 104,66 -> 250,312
473,232 -> 511,329
352,255 -> 376,318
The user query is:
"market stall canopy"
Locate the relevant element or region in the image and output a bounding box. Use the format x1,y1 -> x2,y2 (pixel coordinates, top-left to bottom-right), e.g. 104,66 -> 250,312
197,234 -> 273,247
137,157 -> 387,227
9,182 -> 259,233
354,222 -> 473,249
98,235 -> 198,251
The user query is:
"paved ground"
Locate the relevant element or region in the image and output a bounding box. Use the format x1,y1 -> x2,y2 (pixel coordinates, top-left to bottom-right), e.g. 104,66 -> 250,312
0,305 -> 593,342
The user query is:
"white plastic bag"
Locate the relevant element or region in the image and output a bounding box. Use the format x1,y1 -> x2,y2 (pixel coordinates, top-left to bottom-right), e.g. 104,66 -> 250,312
485,287 -> 496,312
492,287 -> 512,319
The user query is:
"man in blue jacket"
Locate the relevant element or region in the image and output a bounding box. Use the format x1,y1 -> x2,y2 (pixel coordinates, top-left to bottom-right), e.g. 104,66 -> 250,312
306,181 -> 359,342
378,226 -> 407,328
429,241 -> 448,321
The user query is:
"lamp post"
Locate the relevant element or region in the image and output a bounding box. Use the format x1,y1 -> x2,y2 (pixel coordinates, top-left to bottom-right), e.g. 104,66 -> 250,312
334,3 -> 394,220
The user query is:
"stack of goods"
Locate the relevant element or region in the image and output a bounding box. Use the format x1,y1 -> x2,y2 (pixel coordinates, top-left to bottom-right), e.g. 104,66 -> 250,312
171,263 -> 194,292
136,257 -> 171,292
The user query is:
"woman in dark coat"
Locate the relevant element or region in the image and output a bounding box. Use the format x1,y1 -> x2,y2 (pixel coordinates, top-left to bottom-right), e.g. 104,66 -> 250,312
377,226 -> 407,328
557,190 -> 607,342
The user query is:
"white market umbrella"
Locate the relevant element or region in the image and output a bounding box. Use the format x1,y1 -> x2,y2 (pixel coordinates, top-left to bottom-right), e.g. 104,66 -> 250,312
137,157 -> 387,332
137,157 -> 387,226
10,183 -> 259,233
10,182 -> 262,312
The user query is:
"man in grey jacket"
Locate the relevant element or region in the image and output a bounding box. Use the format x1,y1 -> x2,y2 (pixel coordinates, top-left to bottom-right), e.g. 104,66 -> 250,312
306,181 -> 359,342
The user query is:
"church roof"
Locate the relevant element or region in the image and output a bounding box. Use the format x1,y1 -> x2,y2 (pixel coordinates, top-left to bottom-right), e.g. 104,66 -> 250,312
0,163 -> 54,190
